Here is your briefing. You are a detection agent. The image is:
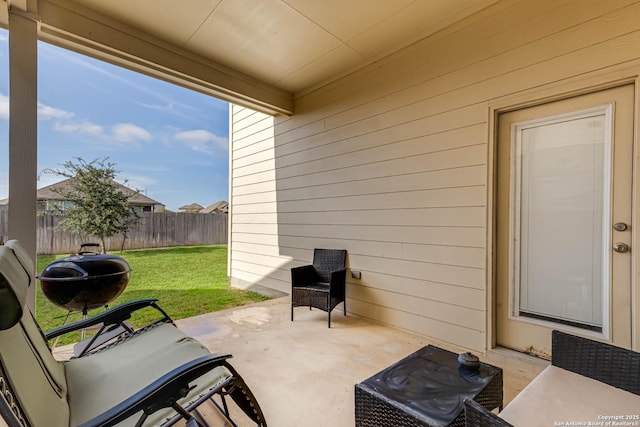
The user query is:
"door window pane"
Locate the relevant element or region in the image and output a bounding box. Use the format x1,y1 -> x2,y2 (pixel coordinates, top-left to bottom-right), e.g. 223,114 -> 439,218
513,107 -> 611,331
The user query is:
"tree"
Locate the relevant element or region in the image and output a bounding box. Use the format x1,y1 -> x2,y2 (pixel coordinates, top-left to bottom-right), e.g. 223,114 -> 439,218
44,158 -> 139,253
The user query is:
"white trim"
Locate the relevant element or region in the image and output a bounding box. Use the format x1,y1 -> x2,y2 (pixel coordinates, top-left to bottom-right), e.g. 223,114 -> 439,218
227,104 -> 234,278
7,10 -> 38,309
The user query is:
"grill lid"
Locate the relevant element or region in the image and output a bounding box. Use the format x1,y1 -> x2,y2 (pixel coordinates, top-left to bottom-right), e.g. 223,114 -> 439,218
38,251 -> 131,313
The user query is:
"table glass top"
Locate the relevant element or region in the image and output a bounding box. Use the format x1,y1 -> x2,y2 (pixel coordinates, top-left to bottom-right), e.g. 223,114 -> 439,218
359,345 -> 499,426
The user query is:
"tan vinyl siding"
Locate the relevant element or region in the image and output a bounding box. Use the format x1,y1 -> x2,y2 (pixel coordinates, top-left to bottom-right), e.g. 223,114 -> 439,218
230,106 -> 293,294
230,0 -> 640,351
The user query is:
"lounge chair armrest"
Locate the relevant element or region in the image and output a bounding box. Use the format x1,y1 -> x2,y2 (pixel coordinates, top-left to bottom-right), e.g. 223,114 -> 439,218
45,298 -> 169,340
291,264 -> 318,286
77,354 -> 233,427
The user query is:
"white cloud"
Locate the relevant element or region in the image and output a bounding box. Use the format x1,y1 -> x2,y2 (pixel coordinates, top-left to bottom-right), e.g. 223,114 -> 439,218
120,163 -> 170,173
174,130 -> 228,154
140,102 -> 195,115
0,95 -> 75,122
0,93 -> 8,120
138,101 -> 202,122
40,45 -> 127,84
38,103 -> 75,120
139,102 -> 175,113
52,120 -> 153,145
39,44 -> 195,115
53,121 -> 104,136
112,123 -> 152,143
0,93 -> 152,148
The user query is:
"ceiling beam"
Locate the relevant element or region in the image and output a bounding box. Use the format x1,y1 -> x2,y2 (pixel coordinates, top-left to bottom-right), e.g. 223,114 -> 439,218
36,0 -> 293,115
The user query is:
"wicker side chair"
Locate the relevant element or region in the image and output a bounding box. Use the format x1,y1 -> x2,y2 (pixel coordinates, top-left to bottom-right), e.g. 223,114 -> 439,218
464,399 -> 513,427
291,248 -> 347,328
465,330 -> 640,427
551,329 -> 640,394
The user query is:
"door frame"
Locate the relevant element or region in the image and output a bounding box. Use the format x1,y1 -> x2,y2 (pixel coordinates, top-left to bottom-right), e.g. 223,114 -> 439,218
486,67 -> 640,353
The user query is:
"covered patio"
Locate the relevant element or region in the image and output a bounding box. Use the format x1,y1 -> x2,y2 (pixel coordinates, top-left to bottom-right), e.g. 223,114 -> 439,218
5,0 -> 640,355
4,0 -> 640,424
161,298 -> 543,426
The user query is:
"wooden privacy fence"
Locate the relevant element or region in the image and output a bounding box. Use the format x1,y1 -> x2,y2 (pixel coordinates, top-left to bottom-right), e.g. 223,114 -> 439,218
0,210 -> 228,254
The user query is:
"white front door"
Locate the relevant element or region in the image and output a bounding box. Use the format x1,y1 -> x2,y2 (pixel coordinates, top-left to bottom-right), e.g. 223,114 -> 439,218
495,85 -> 634,358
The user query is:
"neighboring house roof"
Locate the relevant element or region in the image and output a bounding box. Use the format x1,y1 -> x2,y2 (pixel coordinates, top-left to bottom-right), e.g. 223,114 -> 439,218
0,198 -> 7,205
201,201 -> 228,214
178,203 -> 204,212
36,178 -> 165,207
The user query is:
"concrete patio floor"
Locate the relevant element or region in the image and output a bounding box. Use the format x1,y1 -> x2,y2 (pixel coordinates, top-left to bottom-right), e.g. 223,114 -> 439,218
169,296 -> 547,427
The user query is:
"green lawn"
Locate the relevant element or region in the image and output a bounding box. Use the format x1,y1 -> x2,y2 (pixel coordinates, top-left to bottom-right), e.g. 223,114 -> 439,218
36,245 -> 270,345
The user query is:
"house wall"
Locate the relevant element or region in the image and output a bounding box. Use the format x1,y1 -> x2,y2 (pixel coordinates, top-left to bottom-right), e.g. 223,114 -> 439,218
229,0 -> 640,351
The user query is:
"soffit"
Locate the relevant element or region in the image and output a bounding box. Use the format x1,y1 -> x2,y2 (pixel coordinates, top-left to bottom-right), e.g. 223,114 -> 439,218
53,0 -> 500,95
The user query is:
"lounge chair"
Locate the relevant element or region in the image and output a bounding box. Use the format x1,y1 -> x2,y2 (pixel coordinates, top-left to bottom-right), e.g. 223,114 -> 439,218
0,240 -> 267,427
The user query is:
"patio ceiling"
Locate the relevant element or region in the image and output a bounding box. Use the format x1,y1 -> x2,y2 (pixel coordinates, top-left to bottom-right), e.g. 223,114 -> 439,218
3,0 -> 500,114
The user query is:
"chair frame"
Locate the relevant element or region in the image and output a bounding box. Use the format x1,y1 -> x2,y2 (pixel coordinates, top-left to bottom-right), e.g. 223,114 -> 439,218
0,363 -> 27,427
291,248 -> 347,327
45,299 -> 268,426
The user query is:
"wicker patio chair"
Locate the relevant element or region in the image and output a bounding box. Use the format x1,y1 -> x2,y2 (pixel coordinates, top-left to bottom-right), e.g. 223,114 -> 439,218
464,330 -> 640,426
0,239 -> 267,427
550,329 -> 640,394
291,248 -> 347,328
464,399 -> 513,427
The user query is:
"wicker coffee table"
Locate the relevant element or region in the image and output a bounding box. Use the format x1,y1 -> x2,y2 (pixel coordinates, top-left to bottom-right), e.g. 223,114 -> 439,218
355,345 -> 503,427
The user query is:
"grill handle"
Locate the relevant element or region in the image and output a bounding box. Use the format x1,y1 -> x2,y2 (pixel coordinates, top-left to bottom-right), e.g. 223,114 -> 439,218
78,242 -> 101,255
36,262 -> 89,281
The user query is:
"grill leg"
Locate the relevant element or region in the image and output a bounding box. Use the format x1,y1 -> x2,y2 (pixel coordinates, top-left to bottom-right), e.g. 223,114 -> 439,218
50,310 -> 73,349
80,307 -> 89,341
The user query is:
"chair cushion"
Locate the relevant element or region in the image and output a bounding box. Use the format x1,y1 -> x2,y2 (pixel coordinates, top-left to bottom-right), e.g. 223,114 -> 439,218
65,323 -> 232,426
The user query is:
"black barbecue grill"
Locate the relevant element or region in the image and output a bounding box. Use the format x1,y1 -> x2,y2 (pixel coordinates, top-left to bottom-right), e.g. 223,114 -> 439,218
38,243 -> 131,316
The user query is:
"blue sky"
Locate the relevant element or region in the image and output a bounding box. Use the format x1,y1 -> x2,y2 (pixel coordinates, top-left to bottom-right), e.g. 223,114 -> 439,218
0,29 -> 230,212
